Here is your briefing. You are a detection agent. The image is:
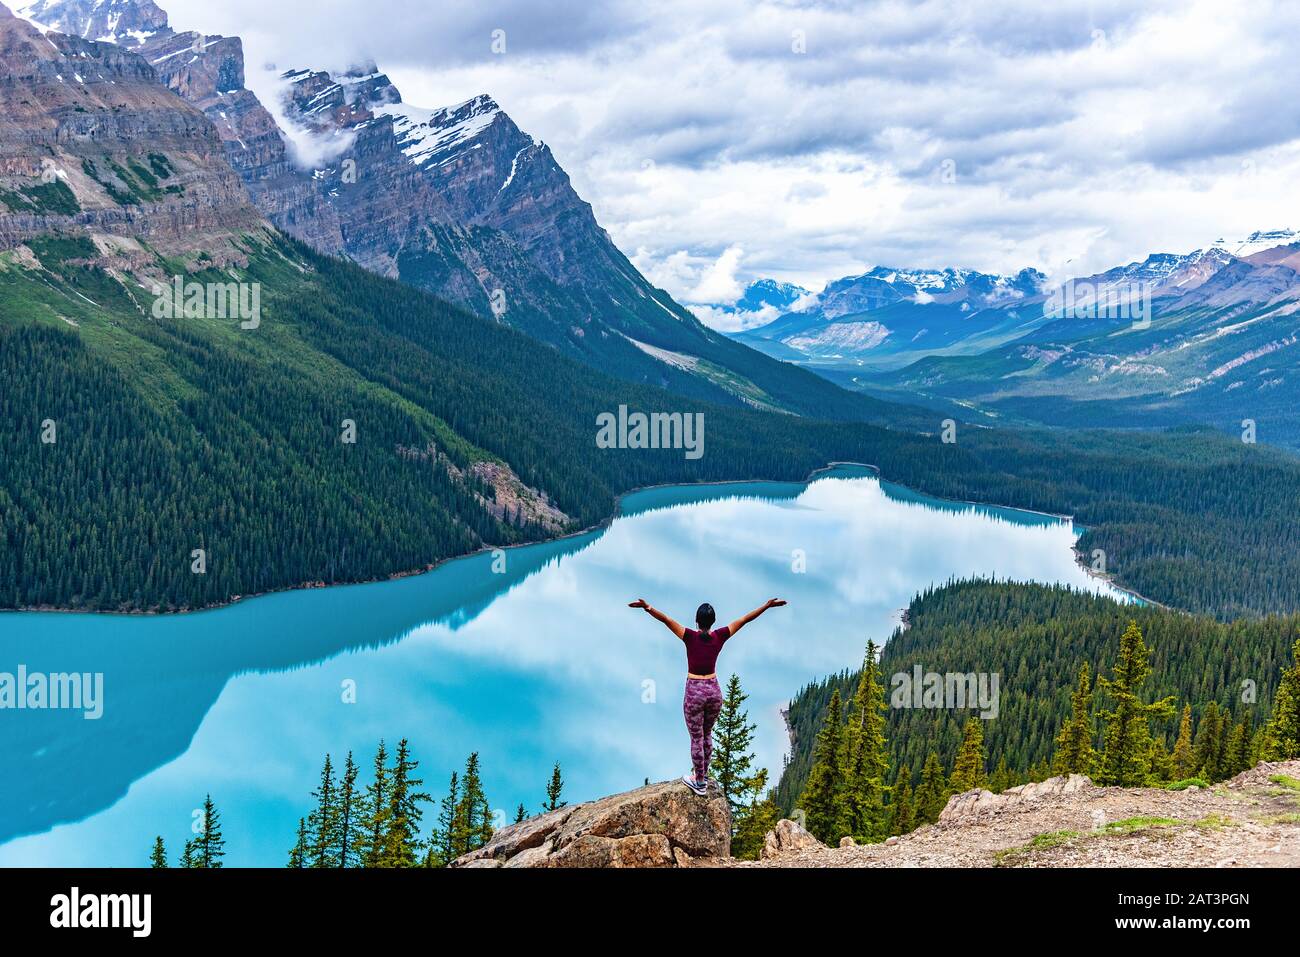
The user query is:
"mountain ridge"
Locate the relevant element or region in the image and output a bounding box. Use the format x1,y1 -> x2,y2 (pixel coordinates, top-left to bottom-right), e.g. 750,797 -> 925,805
848,237 -> 1300,444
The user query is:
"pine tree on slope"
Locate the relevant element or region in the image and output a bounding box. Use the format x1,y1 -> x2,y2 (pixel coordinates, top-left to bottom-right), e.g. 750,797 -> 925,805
1052,663 -> 1096,775
1265,638 -> 1300,760
1171,704 -> 1197,780
798,688 -> 846,844
308,753 -> 340,868
949,718 -> 987,794
841,643 -> 890,842
914,751 -> 949,825
1095,622 -> 1176,787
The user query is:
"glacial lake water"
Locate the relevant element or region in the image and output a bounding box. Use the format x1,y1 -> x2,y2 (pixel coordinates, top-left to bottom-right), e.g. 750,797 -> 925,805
0,465 -> 1128,866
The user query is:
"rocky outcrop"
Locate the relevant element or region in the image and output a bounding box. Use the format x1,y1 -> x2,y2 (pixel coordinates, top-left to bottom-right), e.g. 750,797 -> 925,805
14,0 -> 345,256
452,760 -> 1300,869
760,818 -> 825,859
939,773 -> 1093,824
451,780 -> 731,868
0,5 -> 263,257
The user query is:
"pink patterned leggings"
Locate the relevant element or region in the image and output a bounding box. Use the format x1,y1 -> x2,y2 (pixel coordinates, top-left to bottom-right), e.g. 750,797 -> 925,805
683,677 -> 723,783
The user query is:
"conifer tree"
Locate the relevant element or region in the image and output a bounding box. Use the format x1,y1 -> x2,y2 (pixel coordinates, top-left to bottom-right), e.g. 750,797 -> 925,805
149,836 -> 167,869
452,753 -> 493,857
1194,701 -> 1226,782
359,740 -> 390,867
1171,704 -> 1197,779
427,772 -> 459,867
179,839 -> 197,869
914,751 -> 948,825
380,738 -> 429,867
544,762 -> 565,813
1265,638 -> 1300,760
730,768 -> 782,860
308,753 -> 340,868
514,803 -> 527,825
1095,621 -> 1176,786
1148,735 -> 1174,783
841,644 -> 890,842
1226,719 -> 1252,777
798,688 -> 846,843
1027,758 -> 1053,782
195,794 -> 225,868
336,751 -> 361,868
1250,724 -> 1269,766
989,756 -> 1014,794
707,675 -> 781,857
890,774 -> 915,835
1052,663 -> 1096,775
949,718 -> 987,793
288,818 -> 309,868
711,676 -> 765,817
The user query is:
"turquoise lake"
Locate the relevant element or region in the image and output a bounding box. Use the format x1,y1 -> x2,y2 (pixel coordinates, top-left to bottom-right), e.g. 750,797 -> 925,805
0,465 -> 1129,866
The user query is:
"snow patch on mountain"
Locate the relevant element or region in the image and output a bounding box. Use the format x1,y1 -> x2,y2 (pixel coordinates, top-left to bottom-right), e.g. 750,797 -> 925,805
376,95 -> 501,169
1215,228 -> 1298,258
16,0 -> 165,46
499,145 -> 527,194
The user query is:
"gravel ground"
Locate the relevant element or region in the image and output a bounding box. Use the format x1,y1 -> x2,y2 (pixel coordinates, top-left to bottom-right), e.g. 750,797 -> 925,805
724,760 -> 1300,868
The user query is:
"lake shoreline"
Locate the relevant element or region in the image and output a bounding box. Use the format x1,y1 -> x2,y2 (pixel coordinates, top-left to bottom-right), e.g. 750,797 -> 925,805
1,459 -> 1141,618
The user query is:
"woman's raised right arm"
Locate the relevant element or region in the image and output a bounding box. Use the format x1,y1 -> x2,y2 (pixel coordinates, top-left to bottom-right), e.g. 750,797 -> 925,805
628,599 -> 686,639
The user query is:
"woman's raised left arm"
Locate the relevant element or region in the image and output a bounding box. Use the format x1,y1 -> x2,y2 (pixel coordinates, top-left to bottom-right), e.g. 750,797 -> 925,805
727,598 -> 787,637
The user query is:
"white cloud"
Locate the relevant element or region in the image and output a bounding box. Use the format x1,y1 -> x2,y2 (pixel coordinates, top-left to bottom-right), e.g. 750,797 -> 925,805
688,244 -> 745,304
250,70 -> 357,171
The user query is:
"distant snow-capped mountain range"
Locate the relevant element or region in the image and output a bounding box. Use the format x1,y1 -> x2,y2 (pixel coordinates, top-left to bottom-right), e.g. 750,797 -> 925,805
721,229 -> 1300,370
784,228 -> 1300,447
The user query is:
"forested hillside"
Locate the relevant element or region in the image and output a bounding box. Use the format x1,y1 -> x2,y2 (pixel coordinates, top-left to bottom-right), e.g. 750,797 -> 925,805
0,234 -> 888,610
7,232 -> 1300,613
774,580 -> 1300,815
4,2 -> 1300,617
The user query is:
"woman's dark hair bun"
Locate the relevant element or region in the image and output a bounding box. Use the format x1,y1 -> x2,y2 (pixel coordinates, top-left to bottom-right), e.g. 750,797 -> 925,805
696,602 -> 716,633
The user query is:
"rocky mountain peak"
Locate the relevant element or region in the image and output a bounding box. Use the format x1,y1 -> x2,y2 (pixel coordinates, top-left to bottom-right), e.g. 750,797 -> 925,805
335,61 -> 401,108
799,263 -> 1046,320
736,278 -> 811,313
16,0 -> 167,46
7,0 -> 865,416
1218,227 -> 1298,257
0,7 -> 264,259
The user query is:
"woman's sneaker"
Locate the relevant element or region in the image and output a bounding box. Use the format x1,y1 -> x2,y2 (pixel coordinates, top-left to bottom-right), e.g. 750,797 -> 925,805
681,774 -> 709,796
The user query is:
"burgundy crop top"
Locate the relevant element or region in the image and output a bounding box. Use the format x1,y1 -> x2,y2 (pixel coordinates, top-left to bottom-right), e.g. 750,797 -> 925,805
682,626 -> 732,674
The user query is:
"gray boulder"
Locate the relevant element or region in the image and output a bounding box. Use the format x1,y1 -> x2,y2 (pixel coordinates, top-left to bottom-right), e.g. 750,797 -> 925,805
451,779 -> 730,868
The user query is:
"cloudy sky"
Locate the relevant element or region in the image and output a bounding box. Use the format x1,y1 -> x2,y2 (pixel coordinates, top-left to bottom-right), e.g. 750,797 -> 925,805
166,0 -> 1300,327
